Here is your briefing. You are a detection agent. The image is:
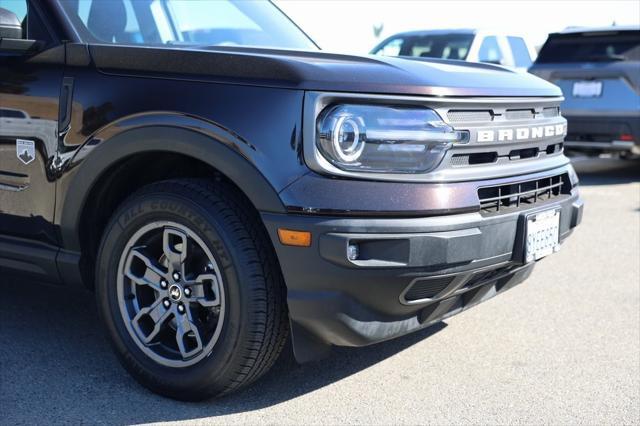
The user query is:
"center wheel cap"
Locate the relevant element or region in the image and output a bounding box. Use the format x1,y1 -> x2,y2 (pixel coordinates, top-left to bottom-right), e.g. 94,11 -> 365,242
168,284 -> 182,301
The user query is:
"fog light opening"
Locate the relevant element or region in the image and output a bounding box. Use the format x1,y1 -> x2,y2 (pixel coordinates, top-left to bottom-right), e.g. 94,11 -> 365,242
347,243 -> 360,261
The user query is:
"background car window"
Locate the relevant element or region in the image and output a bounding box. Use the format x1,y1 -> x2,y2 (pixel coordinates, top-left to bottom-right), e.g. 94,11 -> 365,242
0,109 -> 27,118
478,36 -> 503,64
536,31 -> 640,63
375,38 -> 403,56
507,36 -> 532,67
373,34 -> 473,60
408,38 -> 434,57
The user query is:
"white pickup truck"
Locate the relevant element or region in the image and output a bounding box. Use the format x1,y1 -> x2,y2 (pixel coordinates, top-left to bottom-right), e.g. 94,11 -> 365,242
371,29 -> 538,71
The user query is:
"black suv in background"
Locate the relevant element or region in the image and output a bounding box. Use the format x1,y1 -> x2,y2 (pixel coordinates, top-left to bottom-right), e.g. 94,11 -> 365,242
530,26 -> 640,157
0,0 -> 582,400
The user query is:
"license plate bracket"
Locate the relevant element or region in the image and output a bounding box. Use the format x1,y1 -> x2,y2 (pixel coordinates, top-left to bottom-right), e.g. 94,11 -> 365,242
525,208 -> 561,262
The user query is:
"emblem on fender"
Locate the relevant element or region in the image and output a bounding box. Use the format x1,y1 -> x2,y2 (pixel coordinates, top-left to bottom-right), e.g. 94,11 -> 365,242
16,139 -> 35,165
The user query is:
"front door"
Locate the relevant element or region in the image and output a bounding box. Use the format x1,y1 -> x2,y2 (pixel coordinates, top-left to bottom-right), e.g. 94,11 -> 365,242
0,0 -> 63,245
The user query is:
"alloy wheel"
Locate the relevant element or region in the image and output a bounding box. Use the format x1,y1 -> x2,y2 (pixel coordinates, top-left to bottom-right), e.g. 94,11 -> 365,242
116,221 -> 225,367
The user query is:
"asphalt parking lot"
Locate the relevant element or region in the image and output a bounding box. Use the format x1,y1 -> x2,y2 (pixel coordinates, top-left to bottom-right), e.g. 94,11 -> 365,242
1,157 -> 638,425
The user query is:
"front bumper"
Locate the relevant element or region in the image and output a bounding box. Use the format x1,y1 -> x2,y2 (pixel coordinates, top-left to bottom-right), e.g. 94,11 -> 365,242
564,140 -> 638,152
263,169 -> 583,362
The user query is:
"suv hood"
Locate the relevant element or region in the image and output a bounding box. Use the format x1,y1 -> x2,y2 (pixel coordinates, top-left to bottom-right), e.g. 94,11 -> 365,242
88,45 -> 561,97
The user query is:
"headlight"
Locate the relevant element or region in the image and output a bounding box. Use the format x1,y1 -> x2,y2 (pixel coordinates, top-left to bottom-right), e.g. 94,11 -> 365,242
316,104 -> 468,174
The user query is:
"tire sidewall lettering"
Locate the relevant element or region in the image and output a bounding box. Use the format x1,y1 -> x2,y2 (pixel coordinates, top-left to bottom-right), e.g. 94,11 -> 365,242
117,197 -> 230,267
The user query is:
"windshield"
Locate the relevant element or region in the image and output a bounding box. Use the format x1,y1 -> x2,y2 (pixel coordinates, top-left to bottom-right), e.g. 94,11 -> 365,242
536,31 -> 640,63
372,34 -> 474,60
59,0 -> 317,50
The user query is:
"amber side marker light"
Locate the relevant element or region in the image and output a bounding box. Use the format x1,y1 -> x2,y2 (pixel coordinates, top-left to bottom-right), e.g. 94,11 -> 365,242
278,229 -> 312,247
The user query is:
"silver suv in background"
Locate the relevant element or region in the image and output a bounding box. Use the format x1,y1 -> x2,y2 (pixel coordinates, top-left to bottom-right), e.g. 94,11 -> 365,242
529,26 -> 640,157
371,29 -> 537,71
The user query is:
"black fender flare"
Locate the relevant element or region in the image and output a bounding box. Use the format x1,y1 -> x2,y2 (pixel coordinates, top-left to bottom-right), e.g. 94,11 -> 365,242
58,124 -> 286,252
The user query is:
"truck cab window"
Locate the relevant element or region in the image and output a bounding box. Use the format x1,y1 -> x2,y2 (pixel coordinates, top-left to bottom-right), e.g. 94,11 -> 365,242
478,36 -> 503,64
508,36 -> 532,68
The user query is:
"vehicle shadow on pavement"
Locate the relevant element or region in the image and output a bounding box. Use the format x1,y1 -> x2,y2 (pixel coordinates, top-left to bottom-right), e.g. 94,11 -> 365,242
570,157 -> 640,186
0,278 -> 446,424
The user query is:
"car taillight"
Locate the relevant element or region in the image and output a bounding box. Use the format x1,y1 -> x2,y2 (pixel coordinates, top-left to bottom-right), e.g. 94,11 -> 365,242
620,134 -> 635,142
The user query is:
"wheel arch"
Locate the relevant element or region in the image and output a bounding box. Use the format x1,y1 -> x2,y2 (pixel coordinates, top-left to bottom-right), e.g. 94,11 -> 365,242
57,124 -> 287,286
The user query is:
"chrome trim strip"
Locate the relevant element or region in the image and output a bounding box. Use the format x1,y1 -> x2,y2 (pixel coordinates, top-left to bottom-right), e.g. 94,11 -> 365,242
306,91 -> 564,105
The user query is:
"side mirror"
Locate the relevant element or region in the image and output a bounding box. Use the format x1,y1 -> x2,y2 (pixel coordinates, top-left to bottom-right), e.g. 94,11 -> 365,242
0,7 -> 22,38
0,7 -> 41,54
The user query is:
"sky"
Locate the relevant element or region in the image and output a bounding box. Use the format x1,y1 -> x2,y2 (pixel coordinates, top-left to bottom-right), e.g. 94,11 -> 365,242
275,0 -> 640,54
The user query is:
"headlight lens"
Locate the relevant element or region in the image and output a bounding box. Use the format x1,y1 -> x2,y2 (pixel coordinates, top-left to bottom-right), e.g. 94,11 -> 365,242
316,104 -> 468,174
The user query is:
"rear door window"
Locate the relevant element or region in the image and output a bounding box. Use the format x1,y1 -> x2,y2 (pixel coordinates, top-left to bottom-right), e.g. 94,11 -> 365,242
478,36 -> 504,64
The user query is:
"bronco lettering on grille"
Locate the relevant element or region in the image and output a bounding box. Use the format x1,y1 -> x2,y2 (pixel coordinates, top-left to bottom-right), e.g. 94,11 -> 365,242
477,124 -> 566,142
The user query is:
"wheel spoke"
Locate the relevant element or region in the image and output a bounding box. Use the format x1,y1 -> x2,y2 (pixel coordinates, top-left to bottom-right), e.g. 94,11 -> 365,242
175,311 -> 203,359
190,274 -> 221,307
163,227 -> 188,275
125,248 -> 167,291
118,221 -> 226,366
132,299 -> 172,344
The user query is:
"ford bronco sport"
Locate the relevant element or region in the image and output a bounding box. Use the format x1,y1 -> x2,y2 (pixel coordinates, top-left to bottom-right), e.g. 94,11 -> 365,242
0,0 -> 582,400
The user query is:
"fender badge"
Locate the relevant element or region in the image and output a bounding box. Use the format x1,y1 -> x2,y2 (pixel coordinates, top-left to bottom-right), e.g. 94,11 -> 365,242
16,139 -> 35,165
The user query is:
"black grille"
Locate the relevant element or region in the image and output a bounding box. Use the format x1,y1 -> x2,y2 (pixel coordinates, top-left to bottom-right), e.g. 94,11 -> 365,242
508,147 -> 539,160
462,267 -> 514,289
546,143 -> 563,155
478,173 -> 571,214
404,276 -> 455,302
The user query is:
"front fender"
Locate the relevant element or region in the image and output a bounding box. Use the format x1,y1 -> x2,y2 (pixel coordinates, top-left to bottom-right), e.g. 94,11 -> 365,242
57,116 -> 288,251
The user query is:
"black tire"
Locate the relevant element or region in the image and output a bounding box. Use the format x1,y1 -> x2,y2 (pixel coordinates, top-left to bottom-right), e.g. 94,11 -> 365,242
95,179 -> 288,400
